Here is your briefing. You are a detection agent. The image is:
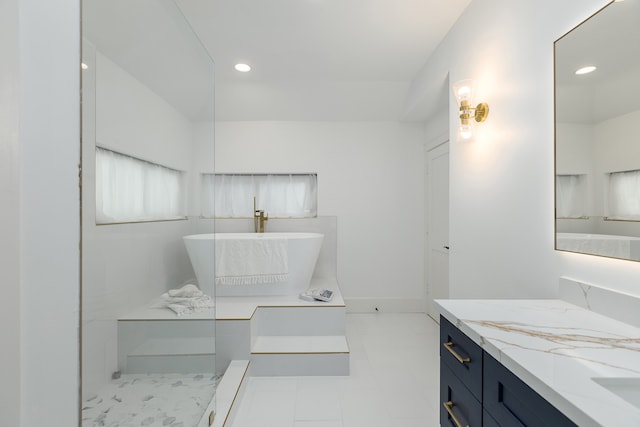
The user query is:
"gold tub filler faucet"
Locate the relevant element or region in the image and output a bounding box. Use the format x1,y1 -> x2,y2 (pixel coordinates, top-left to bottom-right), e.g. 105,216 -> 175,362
253,196 -> 268,233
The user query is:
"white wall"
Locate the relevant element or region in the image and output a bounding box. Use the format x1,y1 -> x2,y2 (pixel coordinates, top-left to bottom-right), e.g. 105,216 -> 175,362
19,0 -> 80,425
595,110 -> 640,180
419,0 -> 640,299
555,122 -> 596,232
556,123 -> 595,179
81,47 -> 207,398
0,0 -> 21,425
93,51 -> 194,170
215,121 -> 426,311
557,110 -> 640,238
593,110 -> 640,237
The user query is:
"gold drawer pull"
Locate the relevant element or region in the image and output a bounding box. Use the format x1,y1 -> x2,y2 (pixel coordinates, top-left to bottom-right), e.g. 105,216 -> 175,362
443,401 -> 470,427
443,341 -> 471,364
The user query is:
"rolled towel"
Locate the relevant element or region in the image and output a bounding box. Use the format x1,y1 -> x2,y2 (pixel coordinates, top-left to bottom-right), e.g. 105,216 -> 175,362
167,284 -> 203,298
167,294 -> 214,316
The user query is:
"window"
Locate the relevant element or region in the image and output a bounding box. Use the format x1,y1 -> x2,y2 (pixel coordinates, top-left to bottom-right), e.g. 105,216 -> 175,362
606,169 -> 640,220
95,147 -> 185,224
556,174 -> 587,219
202,173 -> 317,218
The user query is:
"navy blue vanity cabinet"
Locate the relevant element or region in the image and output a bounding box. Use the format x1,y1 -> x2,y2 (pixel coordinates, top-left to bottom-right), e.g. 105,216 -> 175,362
482,410 -> 501,427
483,353 -> 577,427
440,315 -> 578,427
440,316 -> 483,426
440,316 -> 483,399
441,362 -> 483,426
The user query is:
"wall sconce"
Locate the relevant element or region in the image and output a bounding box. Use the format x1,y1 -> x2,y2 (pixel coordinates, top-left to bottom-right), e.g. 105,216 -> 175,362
453,79 -> 489,139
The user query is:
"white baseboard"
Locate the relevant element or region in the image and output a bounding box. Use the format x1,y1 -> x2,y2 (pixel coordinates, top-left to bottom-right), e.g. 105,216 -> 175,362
343,297 -> 425,313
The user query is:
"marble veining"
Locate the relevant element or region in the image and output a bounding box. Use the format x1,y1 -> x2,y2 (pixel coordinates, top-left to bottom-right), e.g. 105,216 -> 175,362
559,277 -> 640,328
464,319 -> 640,375
436,299 -> 640,427
578,282 -> 592,310
82,373 -> 220,427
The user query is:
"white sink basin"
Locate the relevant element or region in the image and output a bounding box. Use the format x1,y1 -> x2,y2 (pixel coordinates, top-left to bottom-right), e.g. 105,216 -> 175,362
592,377 -> 640,410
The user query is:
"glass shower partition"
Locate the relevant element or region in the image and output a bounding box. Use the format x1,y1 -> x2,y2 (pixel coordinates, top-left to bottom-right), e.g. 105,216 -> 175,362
80,1 -> 216,426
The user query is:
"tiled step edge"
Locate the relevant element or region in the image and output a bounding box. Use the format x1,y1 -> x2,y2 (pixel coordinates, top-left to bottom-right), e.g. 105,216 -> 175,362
251,335 -> 349,354
205,359 -> 250,427
250,336 -> 350,376
250,352 -> 350,376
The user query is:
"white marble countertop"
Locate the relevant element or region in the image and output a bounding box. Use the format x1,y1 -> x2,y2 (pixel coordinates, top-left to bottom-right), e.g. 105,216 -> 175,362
436,299 -> 640,427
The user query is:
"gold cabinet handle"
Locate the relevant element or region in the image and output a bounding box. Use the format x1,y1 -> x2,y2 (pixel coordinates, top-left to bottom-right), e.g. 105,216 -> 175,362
443,401 -> 470,427
443,341 -> 471,364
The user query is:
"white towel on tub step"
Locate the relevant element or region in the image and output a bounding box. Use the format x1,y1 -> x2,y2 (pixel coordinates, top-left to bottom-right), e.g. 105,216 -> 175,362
158,284 -> 214,316
165,296 -> 214,316
168,283 -> 203,298
215,237 -> 289,285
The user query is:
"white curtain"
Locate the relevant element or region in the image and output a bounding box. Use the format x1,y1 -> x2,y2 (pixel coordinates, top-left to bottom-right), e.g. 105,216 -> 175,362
607,170 -> 640,220
556,174 -> 585,219
202,173 -> 317,218
96,147 -> 185,224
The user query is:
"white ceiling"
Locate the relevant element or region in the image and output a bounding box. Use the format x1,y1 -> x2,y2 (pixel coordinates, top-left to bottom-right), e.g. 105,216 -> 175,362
555,0 -> 640,124
175,0 -> 471,121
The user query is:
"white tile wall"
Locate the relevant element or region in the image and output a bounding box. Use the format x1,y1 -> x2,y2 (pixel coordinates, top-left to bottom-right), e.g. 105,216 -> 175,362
230,313 -> 440,427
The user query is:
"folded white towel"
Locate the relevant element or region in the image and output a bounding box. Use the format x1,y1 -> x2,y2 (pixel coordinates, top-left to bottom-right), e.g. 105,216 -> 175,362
165,295 -> 214,316
168,283 -> 203,298
215,237 -> 289,285
159,284 -> 214,316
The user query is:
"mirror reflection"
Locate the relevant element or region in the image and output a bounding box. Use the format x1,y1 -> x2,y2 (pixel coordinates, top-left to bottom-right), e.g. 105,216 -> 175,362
81,1 -> 217,425
555,0 -> 640,261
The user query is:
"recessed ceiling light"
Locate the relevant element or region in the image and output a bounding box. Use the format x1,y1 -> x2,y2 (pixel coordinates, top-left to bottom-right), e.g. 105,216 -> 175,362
575,65 -> 596,75
81,62 -> 89,70
234,63 -> 251,72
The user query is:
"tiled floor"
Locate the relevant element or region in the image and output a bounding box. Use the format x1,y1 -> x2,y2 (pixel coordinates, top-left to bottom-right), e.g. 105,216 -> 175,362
81,373 -> 219,427
230,313 -> 441,427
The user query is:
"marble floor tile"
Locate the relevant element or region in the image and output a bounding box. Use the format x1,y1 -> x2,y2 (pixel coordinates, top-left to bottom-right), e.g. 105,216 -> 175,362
230,313 -> 440,427
81,373 -> 219,427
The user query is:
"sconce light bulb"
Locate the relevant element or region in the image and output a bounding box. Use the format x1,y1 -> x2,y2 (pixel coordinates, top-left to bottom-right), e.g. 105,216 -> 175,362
460,125 -> 473,140
457,85 -> 472,101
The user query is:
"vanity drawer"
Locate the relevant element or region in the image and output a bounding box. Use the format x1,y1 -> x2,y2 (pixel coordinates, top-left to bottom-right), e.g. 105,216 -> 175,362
440,315 -> 483,401
483,353 -> 577,427
483,409 -> 500,427
441,362 -> 482,427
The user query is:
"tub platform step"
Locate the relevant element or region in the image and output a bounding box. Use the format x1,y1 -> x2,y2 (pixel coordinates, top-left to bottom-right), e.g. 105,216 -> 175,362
216,277 -> 345,321
215,278 -> 350,377
252,305 -> 345,336
252,335 -> 349,354
251,336 -> 349,376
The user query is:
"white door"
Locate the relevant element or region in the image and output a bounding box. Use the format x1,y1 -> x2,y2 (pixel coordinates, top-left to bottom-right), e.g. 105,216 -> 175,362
426,142 -> 449,321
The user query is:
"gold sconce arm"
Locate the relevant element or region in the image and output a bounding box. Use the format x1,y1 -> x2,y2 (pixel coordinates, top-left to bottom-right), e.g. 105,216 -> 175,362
459,100 -> 489,124
453,79 -> 489,140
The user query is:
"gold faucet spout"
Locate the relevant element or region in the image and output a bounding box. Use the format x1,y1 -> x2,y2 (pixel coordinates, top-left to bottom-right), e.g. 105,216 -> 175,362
253,197 -> 268,233
258,211 -> 268,233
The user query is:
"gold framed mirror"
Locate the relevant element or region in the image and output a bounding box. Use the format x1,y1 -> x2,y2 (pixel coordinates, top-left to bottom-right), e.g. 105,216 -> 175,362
555,0 -> 640,261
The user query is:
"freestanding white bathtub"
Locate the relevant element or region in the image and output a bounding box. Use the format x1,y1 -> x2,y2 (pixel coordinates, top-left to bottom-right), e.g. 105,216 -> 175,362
183,232 -> 324,297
